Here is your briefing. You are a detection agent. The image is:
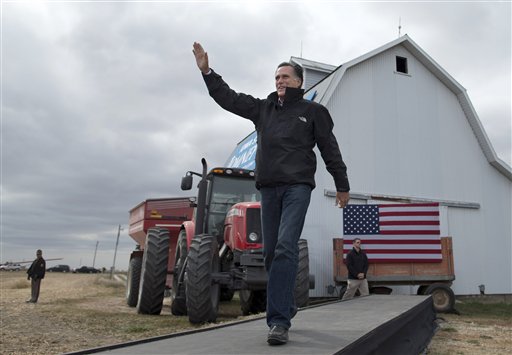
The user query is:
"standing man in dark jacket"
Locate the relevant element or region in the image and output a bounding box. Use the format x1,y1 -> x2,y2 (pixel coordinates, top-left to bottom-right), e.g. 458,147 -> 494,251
26,249 -> 46,303
342,238 -> 369,300
193,42 -> 350,345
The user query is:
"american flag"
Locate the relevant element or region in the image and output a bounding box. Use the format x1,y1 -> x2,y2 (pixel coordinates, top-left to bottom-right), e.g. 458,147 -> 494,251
343,203 -> 441,263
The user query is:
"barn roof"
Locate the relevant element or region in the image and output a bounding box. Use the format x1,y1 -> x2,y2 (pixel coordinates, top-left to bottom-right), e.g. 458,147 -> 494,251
290,56 -> 337,73
309,34 -> 512,181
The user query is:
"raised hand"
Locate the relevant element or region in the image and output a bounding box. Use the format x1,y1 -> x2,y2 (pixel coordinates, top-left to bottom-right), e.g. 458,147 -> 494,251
193,42 -> 210,74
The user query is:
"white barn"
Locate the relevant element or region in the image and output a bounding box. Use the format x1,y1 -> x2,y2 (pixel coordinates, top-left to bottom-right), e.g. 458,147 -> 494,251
300,35 -> 511,297
225,35 -> 511,297
290,56 -> 337,91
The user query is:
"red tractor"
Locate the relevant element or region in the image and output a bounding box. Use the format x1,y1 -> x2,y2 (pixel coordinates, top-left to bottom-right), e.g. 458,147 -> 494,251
173,159 -> 313,323
126,159 -> 313,323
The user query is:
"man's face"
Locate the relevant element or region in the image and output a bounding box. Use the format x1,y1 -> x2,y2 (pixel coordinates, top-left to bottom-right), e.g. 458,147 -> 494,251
353,240 -> 361,250
275,65 -> 302,99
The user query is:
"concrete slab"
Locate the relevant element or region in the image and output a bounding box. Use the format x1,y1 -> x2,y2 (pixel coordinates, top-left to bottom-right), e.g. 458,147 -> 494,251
82,295 -> 434,355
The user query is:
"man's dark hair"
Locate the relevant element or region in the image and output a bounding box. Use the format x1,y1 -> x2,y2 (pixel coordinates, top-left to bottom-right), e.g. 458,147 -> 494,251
277,62 -> 303,85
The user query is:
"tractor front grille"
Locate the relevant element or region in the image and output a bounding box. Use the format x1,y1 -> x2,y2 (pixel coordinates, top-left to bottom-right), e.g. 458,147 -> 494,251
246,207 -> 262,244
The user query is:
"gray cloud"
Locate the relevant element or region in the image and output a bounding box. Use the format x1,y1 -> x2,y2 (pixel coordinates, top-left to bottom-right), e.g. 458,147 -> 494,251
2,2 -> 510,269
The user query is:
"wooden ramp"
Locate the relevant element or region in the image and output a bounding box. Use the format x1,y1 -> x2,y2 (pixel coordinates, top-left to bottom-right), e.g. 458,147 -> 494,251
70,295 -> 437,355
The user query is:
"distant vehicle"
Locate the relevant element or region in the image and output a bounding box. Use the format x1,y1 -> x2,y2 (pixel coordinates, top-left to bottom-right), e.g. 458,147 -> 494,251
0,263 -> 22,271
73,266 -> 101,274
47,264 -> 71,273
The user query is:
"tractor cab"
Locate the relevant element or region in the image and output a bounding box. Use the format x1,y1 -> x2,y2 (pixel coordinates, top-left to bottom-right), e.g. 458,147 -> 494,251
181,161 -> 260,240
205,168 -> 261,241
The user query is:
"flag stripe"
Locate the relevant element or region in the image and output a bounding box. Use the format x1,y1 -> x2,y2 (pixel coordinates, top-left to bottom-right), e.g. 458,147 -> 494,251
344,235 -> 440,240
343,239 -> 441,248
380,220 -> 439,226
344,248 -> 441,254
380,211 -> 439,217
344,245 -> 441,251
379,215 -> 439,222
377,203 -> 439,208
380,230 -> 440,235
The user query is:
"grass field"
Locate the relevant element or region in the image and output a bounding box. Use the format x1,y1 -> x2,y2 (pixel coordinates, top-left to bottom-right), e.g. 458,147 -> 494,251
1,272 -> 510,354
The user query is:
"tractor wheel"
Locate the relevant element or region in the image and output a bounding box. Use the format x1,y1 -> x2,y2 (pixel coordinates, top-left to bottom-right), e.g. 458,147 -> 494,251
338,285 -> 348,299
220,287 -> 235,302
240,289 -> 267,315
137,228 -> 170,315
294,239 -> 310,308
126,256 -> 142,307
186,235 -> 220,324
171,230 -> 188,316
370,286 -> 392,295
426,283 -> 455,313
417,285 -> 429,295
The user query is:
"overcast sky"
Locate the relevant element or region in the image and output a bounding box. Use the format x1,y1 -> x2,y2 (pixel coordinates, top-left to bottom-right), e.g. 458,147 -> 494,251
1,1 -> 510,270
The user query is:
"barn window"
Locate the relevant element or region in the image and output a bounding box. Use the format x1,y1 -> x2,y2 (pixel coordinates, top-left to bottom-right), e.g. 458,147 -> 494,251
396,56 -> 408,74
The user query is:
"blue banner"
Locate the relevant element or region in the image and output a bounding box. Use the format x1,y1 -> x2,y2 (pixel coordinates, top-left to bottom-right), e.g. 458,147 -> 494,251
224,131 -> 257,170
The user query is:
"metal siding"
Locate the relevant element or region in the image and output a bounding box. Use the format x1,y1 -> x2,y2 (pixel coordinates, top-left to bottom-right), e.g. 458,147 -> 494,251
302,189 -> 343,297
447,168 -> 512,294
304,69 -> 329,91
307,45 -> 511,296
326,45 -> 488,202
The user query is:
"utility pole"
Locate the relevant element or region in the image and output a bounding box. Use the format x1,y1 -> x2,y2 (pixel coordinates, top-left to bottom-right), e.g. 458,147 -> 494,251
110,224 -> 123,279
92,241 -> 99,268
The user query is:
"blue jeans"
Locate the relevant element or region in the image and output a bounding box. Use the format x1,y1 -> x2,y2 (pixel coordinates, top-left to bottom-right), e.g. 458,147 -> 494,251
260,184 -> 312,329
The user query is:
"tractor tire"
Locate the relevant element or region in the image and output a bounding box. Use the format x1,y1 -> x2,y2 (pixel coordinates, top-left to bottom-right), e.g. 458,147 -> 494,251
137,228 -> 170,315
240,289 -> 267,315
338,285 -> 348,299
126,256 -> 142,307
171,230 -> 188,316
426,283 -> 455,313
370,286 -> 392,295
417,285 -> 429,295
294,239 -> 310,308
220,288 -> 235,302
185,235 -> 220,324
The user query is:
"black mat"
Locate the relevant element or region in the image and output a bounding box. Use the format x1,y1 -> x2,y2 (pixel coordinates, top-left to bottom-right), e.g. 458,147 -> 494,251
69,295 -> 436,355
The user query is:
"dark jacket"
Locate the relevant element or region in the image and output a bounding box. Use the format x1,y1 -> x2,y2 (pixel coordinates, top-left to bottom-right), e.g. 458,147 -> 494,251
27,257 -> 46,280
345,248 -> 368,280
203,70 -> 350,192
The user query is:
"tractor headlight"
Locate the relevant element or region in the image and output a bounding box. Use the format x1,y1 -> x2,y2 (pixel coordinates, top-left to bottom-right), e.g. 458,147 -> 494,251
248,232 -> 259,242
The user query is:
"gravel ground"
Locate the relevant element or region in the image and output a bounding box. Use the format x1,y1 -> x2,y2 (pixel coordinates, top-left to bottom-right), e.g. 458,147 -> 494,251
1,272 -> 510,354
426,305 -> 512,354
